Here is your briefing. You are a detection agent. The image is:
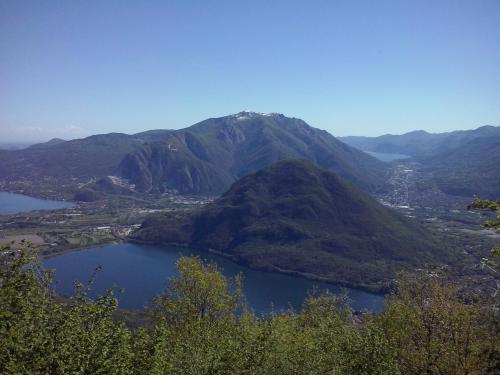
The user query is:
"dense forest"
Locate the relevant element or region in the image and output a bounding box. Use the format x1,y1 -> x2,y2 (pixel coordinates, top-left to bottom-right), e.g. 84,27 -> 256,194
1,243 -> 498,374
134,160 -> 449,292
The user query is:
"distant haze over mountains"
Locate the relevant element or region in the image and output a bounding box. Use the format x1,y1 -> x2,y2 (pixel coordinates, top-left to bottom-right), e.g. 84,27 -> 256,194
0,142 -> 36,151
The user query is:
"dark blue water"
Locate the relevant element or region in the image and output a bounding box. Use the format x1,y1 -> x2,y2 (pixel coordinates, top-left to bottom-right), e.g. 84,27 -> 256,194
0,192 -> 74,214
43,243 -> 385,314
365,151 -> 411,162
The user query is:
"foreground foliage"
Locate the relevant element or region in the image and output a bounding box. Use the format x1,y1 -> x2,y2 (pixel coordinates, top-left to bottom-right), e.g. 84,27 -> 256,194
0,246 -> 498,374
469,198 -> 500,270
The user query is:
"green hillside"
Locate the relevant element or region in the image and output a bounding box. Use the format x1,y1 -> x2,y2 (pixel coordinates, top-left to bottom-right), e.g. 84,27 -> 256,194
133,160 -> 450,290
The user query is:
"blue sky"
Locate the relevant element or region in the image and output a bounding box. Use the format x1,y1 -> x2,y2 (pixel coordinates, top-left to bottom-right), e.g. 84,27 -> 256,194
1,0 -> 499,142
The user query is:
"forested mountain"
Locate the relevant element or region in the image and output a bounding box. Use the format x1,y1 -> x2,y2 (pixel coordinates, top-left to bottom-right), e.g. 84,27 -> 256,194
133,160 -> 450,290
118,112 -> 387,195
339,125 -> 500,158
422,136 -> 500,198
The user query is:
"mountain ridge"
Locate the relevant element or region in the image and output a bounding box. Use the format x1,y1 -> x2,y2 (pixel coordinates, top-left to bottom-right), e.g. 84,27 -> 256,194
0,112 -> 386,198
339,125 -> 500,158
118,112 -> 387,195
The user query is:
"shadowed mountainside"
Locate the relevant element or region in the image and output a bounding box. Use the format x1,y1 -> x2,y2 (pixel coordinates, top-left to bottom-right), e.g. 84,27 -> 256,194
133,160 -> 451,290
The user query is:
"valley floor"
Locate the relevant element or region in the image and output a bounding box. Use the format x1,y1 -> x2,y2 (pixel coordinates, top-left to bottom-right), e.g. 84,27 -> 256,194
0,194 -> 211,257
376,160 -> 499,295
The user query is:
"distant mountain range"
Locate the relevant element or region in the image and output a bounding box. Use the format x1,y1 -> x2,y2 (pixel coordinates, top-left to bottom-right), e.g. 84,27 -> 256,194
339,125 -> 500,158
133,160 -> 451,291
0,142 -> 35,151
26,138 -> 66,150
340,125 -> 500,198
0,133 -> 143,181
0,112 -> 386,198
0,138 -> 66,151
422,136 -> 500,198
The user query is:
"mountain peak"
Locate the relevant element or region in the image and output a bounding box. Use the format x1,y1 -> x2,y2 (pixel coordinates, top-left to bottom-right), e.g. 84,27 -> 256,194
475,124 -> 498,132
230,111 -> 284,121
405,130 -> 429,136
48,137 -> 65,143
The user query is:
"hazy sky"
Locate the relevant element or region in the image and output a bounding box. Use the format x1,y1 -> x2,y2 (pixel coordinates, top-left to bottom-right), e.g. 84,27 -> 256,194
1,0 -> 499,142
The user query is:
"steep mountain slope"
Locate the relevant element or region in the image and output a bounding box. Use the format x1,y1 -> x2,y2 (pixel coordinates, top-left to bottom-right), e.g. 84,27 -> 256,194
340,125 -> 500,158
119,112 -> 387,195
422,137 -> 500,198
133,160 -> 449,290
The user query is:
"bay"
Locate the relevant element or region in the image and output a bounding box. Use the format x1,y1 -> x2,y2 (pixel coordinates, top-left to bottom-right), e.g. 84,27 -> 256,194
0,191 -> 74,215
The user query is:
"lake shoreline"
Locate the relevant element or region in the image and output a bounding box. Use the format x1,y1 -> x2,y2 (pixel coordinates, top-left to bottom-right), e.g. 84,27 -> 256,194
0,189 -> 75,203
43,237 -> 387,297
41,239 -> 124,259
44,242 -> 386,314
129,237 -> 390,295
0,191 -> 75,215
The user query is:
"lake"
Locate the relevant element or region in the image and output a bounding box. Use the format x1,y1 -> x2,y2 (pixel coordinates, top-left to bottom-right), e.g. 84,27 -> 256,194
43,243 -> 385,315
365,151 -> 411,162
0,192 -> 74,215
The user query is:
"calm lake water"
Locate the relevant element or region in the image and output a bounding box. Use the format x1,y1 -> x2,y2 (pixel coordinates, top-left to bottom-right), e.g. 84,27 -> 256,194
365,151 -> 411,162
0,192 -> 74,215
43,243 -> 385,314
